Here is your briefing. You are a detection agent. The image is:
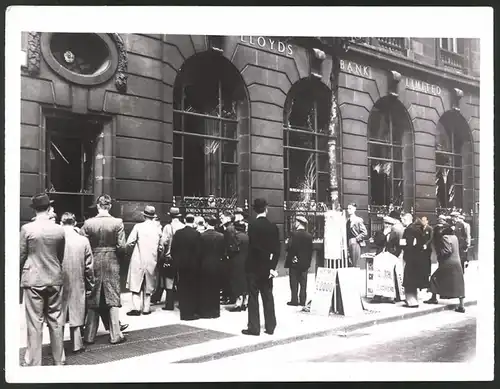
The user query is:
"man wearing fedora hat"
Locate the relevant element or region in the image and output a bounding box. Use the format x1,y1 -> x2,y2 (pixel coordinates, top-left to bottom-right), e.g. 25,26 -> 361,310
80,194 -> 127,345
285,215 -> 313,307
159,206 -> 185,311
242,198 -> 280,336
20,193 -> 66,366
125,206 -> 163,316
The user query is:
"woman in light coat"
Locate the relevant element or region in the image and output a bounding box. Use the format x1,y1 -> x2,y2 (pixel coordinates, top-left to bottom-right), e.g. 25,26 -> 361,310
125,205 -> 163,315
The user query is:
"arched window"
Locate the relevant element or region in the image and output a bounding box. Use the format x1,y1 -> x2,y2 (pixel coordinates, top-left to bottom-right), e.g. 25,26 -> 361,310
435,112 -> 473,215
283,79 -> 335,239
368,97 -> 414,215
173,52 -> 248,206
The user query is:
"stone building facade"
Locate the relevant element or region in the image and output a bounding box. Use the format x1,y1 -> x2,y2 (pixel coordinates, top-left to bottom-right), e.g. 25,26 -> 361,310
20,34 -> 480,276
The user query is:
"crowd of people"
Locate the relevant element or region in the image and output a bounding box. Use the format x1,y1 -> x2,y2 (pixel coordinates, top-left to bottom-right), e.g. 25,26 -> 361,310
19,193 -> 283,366
19,190 -> 472,367
346,202 -> 471,312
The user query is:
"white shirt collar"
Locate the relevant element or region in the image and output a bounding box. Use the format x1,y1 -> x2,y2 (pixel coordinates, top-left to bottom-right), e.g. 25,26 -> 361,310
256,212 -> 266,219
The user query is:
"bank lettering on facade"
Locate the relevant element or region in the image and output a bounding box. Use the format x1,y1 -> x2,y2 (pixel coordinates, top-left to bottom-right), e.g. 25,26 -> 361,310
240,36 -> 293,57
340,59 -> 372,79
405,77 -> 442,96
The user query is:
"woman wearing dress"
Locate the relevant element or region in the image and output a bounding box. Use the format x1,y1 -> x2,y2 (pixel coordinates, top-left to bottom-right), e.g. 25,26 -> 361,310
425,223 -> 466,313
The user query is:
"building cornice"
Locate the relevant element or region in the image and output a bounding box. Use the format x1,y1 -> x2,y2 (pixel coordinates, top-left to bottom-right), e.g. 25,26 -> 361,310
345,43 -> 480,90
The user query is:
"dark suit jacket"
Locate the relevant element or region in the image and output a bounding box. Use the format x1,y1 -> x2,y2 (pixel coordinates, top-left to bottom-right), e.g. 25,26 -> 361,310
285,229 -> 313,271
200,229 -> 226,274
346,215 -> 368,246
246,216 -> 281,277
171,226 -> 202,271
20,216 -> 66,287
422,225 -> 433,253
386,223 -> 405,258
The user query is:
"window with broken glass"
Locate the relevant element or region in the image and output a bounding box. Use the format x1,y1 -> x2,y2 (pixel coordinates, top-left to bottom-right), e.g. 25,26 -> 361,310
46,116 -> 102,223
283,80 -> 335,239
435,121 -> 463,211
368,104 -> 404,209
173,54 -> 243,204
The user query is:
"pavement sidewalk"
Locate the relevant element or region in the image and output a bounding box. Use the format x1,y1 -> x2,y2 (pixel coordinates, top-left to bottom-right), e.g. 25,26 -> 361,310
18,261 -> 479,365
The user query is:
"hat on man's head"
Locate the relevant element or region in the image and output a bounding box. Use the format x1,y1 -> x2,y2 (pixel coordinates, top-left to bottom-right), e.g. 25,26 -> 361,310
450,211 -> 460,217
234,207 -> 244,215
169,207 -> 181,218
30,193 -> 54,210
388,210 -> 401,221
142,205 -> 157,219
206,216 -> 218,227
253,198 -> 268,211
185,214 -> 195,224
296,215 -> 308,226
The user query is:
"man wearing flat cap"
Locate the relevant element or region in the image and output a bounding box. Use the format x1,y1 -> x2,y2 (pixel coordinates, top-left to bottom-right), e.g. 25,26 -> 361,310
80,194 -> 127,345
242,198 -> 280,336
285,215 -> 313,306
159,206 -> 185,310
20,193 -> 66,366
125,206 -> 163,316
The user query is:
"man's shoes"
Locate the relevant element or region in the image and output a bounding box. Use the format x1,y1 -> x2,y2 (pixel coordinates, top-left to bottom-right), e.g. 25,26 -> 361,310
83,340 -> 95,345
142,311 -> 152,315
424,298 -> 438,304
228,306 -> 243,312
72,347 -> 86,354
110,336 -> 127,345
126,310 -> 141,316
181,314 -> 200,321
455,306 -> 466,313
241,329 -> 260,336
287,301 -> 299,306
403,304 -> 419,308
264,329 -> 274,335
120,323 -> 129,332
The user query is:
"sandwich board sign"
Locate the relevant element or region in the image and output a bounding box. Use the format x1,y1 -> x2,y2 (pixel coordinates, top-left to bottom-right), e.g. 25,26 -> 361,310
394,259 -> 406,301
336,267 -> 365,316
310,267 -> 337,316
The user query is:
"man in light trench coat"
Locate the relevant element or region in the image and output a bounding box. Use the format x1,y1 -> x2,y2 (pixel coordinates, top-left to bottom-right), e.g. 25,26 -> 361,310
60,212 -> 95,354
125,206 -> 163,315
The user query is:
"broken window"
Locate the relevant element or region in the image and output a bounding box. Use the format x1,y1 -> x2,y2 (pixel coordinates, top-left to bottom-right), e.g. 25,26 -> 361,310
46,116 -> 102,223
435,121 -> 463,210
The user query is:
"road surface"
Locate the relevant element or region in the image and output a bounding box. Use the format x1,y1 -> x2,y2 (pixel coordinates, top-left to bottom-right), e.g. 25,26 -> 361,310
210,306 -> 476,363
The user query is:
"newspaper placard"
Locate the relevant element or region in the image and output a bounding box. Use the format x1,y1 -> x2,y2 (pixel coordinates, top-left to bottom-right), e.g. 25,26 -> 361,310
310,267 -> 337,316
337,267 -> 364,316
324,210 -> 346,261
367,251 -> 399,299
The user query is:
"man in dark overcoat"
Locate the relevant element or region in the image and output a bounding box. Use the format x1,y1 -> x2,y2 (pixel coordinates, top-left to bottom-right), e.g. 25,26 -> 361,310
421,216 -> 433,286
171,214 -> 202,320
242,198 -> 281,336
80,195 -> 126,345
220,211 -> 237,304
198,217 -> 226,319
20,193 -> 66,366
451,211 -> 469,271
285,216 -> 313,307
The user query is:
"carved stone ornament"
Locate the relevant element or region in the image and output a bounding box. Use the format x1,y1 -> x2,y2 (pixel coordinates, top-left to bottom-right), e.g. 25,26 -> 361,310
389,70 -> 402,96
452,87 -> 464,111
27,32 -> 41,76
312,48 -> 326,61
109,33 -> 128,93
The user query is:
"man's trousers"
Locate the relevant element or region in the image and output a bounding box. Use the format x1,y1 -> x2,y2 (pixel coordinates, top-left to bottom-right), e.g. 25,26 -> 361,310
289,267 -> 308,305
247,273 -> 276,334
23,286 -> 65,366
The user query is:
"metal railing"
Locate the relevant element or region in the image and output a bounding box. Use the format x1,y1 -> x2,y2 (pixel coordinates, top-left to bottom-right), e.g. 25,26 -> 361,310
172,196 -> 247,220
440,48 -> 466,72
284,200 -> 329,241
375,38 -> 407,55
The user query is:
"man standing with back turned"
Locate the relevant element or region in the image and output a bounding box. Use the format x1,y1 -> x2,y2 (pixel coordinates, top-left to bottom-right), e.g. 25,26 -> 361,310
20,193 -> 66,366
242,198 -> 280,336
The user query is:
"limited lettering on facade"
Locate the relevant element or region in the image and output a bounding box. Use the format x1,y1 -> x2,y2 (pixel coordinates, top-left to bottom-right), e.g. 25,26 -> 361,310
240,36 -> 293,57
340,60 -> 372,78
405,78 -> 442,95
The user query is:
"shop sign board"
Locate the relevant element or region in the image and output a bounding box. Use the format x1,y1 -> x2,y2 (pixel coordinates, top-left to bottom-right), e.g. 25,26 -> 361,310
340,59 -> 372,79
240,36 -> 293,57
310,267 -> 337,316
405,77 -> 442,95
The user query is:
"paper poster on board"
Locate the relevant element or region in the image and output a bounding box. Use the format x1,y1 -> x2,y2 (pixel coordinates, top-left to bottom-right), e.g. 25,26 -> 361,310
310,267 -> 337,316
324,210 -> 346,260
